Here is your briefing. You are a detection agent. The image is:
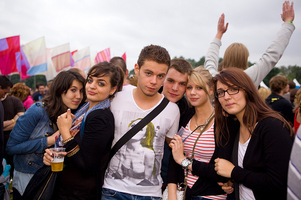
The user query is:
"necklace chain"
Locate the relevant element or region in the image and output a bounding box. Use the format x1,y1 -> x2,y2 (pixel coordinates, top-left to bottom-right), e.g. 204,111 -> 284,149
194,110 -> 214,129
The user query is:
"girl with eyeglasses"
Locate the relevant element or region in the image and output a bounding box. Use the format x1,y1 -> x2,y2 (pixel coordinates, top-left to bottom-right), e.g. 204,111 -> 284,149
213,68 -> 293,200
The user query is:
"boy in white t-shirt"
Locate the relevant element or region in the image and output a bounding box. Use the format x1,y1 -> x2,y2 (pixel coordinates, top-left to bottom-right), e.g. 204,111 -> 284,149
102,45 -> 180,200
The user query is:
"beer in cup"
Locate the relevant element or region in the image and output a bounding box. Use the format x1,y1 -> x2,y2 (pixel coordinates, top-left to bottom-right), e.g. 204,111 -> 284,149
50,147 -> 66,172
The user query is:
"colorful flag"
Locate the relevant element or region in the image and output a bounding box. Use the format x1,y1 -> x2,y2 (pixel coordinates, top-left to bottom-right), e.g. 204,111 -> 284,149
73,47 -> 91,70
95,48 -> 111,64
51,43 -> 71,72
41,48 -> 57,81
16,46 -> 31,79
122,52 -> 126,62
70,50 -> 78,67
22,37 -> 48,76
0,35 -> 20,75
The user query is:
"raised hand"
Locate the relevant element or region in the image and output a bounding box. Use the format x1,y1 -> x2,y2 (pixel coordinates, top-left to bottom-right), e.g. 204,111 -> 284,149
281,1 -> 294,23
216,13 -> 229,40
57,109 -> 74,134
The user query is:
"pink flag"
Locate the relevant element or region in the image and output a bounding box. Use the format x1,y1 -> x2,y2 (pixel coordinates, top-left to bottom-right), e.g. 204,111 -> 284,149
0,35 -> 20,75
94,48 -> 111,64
72,47 -> 91,70
122,52 -> 126,62
16,46 -> 31,79
51,43 -> 71,72
70,50 -> 78,67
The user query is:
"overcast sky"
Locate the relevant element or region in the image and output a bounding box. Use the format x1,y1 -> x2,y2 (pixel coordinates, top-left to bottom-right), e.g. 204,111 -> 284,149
0,0 -> 300,72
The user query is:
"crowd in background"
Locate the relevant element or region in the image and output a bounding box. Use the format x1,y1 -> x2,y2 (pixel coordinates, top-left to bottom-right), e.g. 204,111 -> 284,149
0,1 -> 300,200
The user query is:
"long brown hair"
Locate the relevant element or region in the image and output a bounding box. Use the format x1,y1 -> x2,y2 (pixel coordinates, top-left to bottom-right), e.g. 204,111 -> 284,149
43,70 -> 86,123
213,68 -> 292,146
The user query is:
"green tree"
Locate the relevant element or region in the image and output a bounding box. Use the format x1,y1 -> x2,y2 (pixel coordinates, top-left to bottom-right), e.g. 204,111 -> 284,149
8,74 -> 47,90
9,74 -> 21,84
263,68 -> 281,87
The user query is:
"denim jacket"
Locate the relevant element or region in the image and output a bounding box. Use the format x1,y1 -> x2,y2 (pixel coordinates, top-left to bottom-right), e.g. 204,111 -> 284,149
6,102 -> 54,174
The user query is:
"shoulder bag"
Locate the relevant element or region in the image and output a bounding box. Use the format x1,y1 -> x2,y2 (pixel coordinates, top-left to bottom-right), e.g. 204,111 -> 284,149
109,97 -> 169,161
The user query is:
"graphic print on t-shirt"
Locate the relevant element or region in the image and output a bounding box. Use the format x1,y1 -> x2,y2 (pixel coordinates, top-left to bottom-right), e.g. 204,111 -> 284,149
106,118 -> 164,186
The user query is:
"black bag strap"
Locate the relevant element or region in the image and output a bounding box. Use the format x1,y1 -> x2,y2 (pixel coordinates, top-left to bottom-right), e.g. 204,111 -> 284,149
109,97 -> 169,161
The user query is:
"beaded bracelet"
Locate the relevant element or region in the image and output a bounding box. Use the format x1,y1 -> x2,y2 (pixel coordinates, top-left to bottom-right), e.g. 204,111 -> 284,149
62,136 -> 74,144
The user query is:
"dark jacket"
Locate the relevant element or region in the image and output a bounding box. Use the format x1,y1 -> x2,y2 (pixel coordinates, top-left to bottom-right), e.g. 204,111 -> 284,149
230,117 -> 292,200
265,93 -> 294,125
53,109 -> 114,200
161,95 -> 190,187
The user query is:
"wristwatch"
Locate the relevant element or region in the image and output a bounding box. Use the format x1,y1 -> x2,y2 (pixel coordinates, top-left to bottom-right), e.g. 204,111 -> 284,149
181,158 -> 191,169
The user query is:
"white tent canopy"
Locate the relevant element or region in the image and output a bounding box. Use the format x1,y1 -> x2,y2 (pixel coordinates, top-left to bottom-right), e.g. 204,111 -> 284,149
293,78 -> 300,89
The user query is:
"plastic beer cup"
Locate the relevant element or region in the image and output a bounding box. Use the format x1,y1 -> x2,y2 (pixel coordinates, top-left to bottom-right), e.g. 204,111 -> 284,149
50,147 -> 66,172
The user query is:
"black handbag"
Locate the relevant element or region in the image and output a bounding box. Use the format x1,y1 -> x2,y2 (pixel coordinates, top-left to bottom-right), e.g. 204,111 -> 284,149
23,165 -> 57,200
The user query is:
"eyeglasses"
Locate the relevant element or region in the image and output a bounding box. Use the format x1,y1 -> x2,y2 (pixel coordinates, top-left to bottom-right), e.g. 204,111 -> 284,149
215,88 -> 239,98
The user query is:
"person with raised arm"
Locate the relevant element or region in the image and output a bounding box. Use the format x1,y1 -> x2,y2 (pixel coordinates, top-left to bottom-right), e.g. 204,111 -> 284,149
204,0 -> 295,88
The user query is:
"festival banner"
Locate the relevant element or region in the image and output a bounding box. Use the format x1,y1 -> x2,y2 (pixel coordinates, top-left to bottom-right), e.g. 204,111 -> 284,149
0,35 -> 20,75
94,48 -> 111,64
122,52 -> 126,62
16,46 -> 31,79
22,36 -> 48,76
51,43 -> 71,72
73,47 -> 91,70
41,48 -> 57,81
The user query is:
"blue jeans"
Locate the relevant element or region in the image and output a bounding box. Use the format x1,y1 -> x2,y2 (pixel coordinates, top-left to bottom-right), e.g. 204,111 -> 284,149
101,188 -> 160,200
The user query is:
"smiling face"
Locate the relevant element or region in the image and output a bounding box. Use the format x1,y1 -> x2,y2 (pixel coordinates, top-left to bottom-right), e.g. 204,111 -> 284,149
135,60 -> 168,97
186,80 -> 211,108
216,80 -> 246,120
61,80 -> 84,110
162,68 -> 188,103
86,75 -> 116,107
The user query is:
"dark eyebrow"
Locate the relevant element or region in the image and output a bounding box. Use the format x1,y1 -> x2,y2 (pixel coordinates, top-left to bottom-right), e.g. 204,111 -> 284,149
144,69 -> 153,73
97,78 -> 108,83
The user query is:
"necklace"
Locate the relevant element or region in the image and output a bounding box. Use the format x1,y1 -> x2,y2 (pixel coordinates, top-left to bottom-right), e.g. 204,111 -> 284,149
182,111 -> 215,142
194,110 -> 214,129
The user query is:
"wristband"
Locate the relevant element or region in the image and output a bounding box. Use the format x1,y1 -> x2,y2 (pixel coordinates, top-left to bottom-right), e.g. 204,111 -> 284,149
11,119 -> 15,124
288,21 -> 294,24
